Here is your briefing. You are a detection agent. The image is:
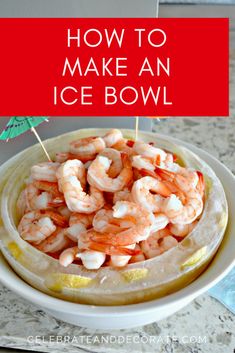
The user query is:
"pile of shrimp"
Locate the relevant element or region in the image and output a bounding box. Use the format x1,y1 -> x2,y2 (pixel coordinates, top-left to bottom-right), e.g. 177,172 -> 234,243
17,129 -> 205,270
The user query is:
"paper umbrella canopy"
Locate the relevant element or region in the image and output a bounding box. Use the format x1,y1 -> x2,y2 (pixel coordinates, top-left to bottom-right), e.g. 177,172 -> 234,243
0,116 -> 48,141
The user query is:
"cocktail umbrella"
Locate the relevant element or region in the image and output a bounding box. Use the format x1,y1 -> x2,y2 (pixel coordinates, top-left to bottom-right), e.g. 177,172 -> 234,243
0,116 -> 51,161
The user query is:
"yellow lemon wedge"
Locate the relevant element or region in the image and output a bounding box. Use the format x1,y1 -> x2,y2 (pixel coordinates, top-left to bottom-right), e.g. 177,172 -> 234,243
8,242 -> 22,260
122,268 -> 148,282
181,246 -> 207,269
48,273 -> 93,292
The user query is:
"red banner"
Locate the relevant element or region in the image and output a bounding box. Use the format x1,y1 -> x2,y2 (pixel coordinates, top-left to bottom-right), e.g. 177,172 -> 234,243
0,18 -> 229,116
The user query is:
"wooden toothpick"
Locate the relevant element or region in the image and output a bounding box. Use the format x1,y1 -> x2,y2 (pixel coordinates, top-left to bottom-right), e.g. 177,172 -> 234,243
135,116 -> 139,141
31,127 -> 52,162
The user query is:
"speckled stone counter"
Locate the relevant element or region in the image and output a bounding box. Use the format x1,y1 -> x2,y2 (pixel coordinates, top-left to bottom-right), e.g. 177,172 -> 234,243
0,55 -> 234,353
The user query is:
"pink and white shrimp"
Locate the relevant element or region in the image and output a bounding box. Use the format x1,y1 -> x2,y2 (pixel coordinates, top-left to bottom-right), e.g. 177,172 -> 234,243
169,220 -> 198,238
131,176 -> 172,213
18,210 -> 67,244
36,227 -> 72,253
78,229 -> 141,257
55,152 -> 95,164
91,201 -> 155,246
87,153 -> 133,192
69,136 -> 105,157
99,148 -> 122,178
103,129 -> 123,147
66,213 -> 94,242
59,246 -> 106,270
112,139 -> 135,156
31,162 -> 60,182
113,187 -> 133,204
129,244 -> 146,263
56,159 -> 105,213
141,234 -> 178,259
93,208 -> 135,233
131,155 -> 156,172
157,168 -> 204,224
24,184 -> 53,211
133,140 -> 167,164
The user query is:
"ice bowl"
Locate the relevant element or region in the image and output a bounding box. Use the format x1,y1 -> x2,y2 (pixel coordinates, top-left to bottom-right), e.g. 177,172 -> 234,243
0,131 -> 234,329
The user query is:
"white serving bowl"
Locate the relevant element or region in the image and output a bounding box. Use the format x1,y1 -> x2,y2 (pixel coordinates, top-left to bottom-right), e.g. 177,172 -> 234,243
0,135 -> 234,330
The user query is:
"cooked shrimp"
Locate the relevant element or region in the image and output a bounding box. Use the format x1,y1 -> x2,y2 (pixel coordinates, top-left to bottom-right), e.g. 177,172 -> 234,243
57,206 -> 71,221
33,180 -> 65,208
24,184 -> 53,211
56,159 -> 86,191
36,228 -> 72,253
103,129 -> 123,147
133,141 -> 167,163
91,201 -> 155,245
129,244 -> 146,263
77,250 -> 106,270
159,236 -> 178,251
138,223 -> 175,260
59,246 -> 79,267
140,233 -> 163,258
141,234 -> 178,259
93,208 -> 135,233
151,213 -> 169,232
132,155 -> 155,171
157,168 -> 204,224
99,148 -> 122,178
57,159 -> 104,213
169,220 -> 198,237
113,188 -> 132,203
66,213 -> 94,242
131,176 -> 172,213
18,211 -> 57,244
60,246 -> 107,270
112,139 -> 134,156
40,210 -> 68,227
70,136 -> 105,156
31,162 -> 60,182
109,244 -> 136,267
33,180 -> 61,197
55,152 -> 95,164
93,209 -> 120,233
139,168 -> 186,205
161,161 -> 199,189
87,153 -> 133,192
78,229 -> 141,256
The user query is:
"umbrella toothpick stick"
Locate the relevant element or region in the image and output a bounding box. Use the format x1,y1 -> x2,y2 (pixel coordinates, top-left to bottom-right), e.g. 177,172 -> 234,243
135,116 -> 139,141
30,126 -> 52,162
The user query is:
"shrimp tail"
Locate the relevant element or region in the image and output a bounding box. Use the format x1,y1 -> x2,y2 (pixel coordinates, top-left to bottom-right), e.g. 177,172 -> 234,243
33,180 -> 61,196
41,210 -> 68,227
88,242 -> 140,256
154,166 -> 175,181
139,168 -> 162,180
90,233 -> 135,247
196,171 -> 205,198
121,152 -> 132,169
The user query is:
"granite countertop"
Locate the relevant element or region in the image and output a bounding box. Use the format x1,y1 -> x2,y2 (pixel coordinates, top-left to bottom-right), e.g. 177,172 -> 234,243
0,54 -> 235,353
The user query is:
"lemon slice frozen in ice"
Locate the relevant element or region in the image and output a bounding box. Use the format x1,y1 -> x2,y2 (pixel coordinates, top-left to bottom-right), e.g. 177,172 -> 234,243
122,268 -> 149,282
181,246 -> 207,269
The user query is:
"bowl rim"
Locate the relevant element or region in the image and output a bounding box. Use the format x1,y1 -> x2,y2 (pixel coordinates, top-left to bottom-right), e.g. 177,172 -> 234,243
0,130 -> 235,316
